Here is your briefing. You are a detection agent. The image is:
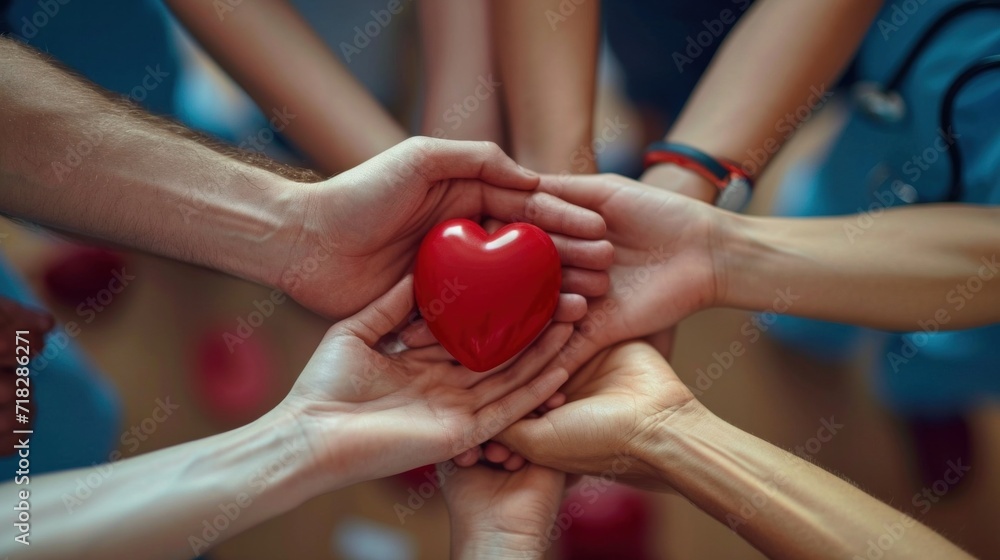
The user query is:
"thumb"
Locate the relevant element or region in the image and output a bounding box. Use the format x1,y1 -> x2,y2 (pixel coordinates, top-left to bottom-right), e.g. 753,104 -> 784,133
494,416 -> 558,466
335,275 -> 415,346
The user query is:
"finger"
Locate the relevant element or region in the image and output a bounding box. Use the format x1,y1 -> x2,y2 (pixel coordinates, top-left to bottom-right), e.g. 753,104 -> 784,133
550,235 -> 614,271
494,416 -> 560,465
545,392 -> 567,409
398,320 -> 437,349
535,392 -> 566,414
453,447 -> 481,467
544,329 -> 600,376
553,294 -> 587,323
483,441 -> 512,464
562,269 -> 609,297
335,275 -> 415,346
471,367 -> 568,444
481,189 -> 606,240
399,137 -> 539,190
470,324 -> 572,404
536,173 -> 624,210
503,453 -> 526,471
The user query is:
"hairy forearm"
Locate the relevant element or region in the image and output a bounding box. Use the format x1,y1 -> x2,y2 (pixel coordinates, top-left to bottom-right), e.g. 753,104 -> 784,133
643,407 -> 971,559
0,38 -> 306,287
0,410 -> 318,559
166,0 -> 406,174
719,204 -> 1000,330
492,0 -> 600,173
643,0 -> 882,200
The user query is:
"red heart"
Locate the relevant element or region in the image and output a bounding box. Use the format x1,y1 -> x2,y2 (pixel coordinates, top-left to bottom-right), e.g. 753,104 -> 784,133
414,219 -> 561,372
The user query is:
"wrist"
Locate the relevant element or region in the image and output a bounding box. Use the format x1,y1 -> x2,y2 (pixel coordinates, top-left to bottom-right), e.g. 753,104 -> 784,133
712,213 -> 790,312
634,400 -> 721,489
197,171 -> 307,289
640,163 -> 717,203
451,526 -> 547,560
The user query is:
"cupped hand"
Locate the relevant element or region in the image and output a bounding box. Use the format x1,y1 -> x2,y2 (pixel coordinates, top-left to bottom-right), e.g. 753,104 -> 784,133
441,460 -> 565,559
277,275 -> 571,489
277,138 -> 613,320
492,341 -> 699,490
538,173 -> 724,373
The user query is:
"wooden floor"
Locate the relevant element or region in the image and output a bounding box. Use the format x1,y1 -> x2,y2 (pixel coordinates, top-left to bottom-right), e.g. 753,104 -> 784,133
4,104 -> 999,559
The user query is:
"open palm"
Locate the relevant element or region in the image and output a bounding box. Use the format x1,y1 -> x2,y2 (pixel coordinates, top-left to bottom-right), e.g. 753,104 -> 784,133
280,275 -> 571,488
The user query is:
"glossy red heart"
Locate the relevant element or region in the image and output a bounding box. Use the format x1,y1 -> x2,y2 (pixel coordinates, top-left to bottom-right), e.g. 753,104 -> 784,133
414,219 -> 561,372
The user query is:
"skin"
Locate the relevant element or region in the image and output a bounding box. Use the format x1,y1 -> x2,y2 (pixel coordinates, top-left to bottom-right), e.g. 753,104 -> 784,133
640,0 -> 884,200
490,0 -> 601,174
165,0 -> 406,174
482,341 -> 973,559
0,37 -> 613,324
0,277 -> 573,559
529,174 -> 1000,373
441,461 -> 565,560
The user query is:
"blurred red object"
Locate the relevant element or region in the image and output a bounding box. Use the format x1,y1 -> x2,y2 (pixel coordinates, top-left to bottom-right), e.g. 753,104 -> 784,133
395,464 -> 438,488
43,246 -> 127,309
192,327 -> 273,426
557,482 -> 655,560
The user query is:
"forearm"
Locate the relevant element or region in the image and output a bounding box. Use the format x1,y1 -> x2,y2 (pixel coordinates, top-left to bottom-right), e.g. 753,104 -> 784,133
0,38 -> 302,288
642,0 -> 882,200
1,410 -> 321,559
451,531 -> 545,560
718,204 -> 1000,330
643,406 -> 971,560
492,0 -> 600,173
166,0 -> 406,174
419,0 -> 503,143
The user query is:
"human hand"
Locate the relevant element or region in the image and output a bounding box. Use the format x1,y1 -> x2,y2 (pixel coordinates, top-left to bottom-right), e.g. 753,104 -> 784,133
539,173 -> 725,372
0,297 -> 53,454
491,341 -> 700,490
441,460 -> 565,560
276,275 -> 572,490
274,138 -> 613,320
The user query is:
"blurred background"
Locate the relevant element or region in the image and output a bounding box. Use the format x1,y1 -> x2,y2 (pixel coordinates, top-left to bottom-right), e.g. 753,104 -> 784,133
2,0 -> 998,558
